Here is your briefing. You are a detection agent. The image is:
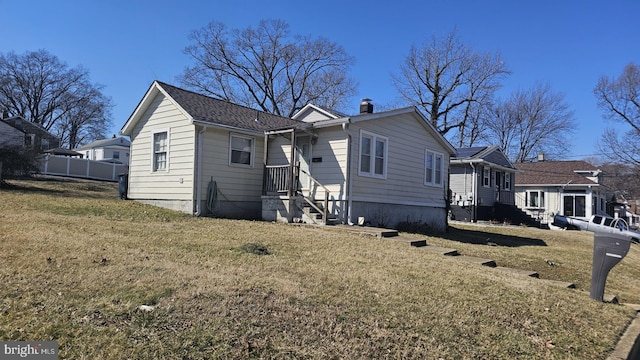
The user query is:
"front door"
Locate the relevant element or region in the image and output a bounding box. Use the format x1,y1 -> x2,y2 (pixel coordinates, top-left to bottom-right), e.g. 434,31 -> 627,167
295,136 -> 311,193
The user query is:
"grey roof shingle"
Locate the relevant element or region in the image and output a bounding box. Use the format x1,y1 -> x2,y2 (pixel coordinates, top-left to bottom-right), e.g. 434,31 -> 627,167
515,160 -> 599,185
157,82 -> 305,132
454,146 -> 488,159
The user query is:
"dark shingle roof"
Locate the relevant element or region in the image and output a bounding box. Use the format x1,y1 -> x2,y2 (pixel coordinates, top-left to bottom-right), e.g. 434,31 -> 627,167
454,146 -> 488,159
515,160 -> 599,185
157,81 -> 304,132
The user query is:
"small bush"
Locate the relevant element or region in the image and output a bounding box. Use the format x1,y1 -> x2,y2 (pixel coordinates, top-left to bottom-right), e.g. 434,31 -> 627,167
0,146 -> 41,178
241,243 -> 270,255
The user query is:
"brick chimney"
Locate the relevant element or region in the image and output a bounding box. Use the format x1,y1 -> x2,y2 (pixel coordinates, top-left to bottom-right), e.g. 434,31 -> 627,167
359,98 -> 373,114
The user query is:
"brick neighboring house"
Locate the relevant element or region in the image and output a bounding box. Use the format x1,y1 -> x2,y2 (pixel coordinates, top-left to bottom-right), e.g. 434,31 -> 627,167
514,159 -> 610,226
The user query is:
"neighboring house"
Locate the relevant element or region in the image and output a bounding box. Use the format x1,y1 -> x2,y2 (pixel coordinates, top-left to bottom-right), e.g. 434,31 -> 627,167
0,120 -> 23,147
75,137 -> 131,165
514,159 -> 609,226
0,116 -> 60,150
120,81 -> 455,231
449,146 -> 523,224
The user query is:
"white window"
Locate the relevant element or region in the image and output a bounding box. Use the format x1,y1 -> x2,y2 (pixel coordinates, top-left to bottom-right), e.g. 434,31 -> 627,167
113,151 -> 120,159
425,150 -> 444,187
152,131 -> 168,171
483,168 -> 490,187
504,173 -> 511,190
359,130 -> 387,178
229,134 -> 254,167
527,191 -> 545,208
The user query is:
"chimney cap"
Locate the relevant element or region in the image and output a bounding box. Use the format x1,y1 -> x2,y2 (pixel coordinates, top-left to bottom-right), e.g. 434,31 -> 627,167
359,98 -> 374,114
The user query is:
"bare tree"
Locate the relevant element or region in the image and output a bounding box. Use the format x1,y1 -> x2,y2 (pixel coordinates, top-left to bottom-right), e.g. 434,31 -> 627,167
485,83 -> 576,163
0,50 -> 113,148
594,63 -> 640,165
181,19 -> 357,118
392,30 -> 509,144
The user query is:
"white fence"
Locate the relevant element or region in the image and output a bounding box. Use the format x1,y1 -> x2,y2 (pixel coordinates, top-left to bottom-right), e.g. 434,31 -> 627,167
40,155 -> 128,182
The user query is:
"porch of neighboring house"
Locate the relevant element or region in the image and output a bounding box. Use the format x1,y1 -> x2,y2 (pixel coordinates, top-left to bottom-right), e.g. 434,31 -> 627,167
260,129 -> 340,225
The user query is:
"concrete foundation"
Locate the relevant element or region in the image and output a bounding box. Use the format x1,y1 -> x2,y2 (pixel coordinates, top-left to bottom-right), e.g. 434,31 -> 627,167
261,195 -> 303,223
349,201 -> 447,232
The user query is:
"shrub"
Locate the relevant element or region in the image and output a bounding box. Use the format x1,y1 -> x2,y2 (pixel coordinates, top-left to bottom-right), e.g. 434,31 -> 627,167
0,146 -> 41,178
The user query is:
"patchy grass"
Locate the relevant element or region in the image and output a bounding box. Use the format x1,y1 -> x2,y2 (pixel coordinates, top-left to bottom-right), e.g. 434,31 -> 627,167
0,177 -> 638,359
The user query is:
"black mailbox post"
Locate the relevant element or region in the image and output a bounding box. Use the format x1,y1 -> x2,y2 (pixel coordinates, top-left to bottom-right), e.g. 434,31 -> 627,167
590,231 -> 632,302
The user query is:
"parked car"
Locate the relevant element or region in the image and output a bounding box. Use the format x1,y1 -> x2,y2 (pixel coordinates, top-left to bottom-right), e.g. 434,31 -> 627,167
552,214 -> 640,243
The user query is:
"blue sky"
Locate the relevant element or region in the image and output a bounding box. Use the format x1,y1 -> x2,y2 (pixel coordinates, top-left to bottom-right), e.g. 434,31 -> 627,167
1,0 -> 638,159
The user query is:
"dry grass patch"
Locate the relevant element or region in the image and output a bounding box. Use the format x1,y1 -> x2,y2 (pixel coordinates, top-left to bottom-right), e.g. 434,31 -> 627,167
0,177 -> 638,359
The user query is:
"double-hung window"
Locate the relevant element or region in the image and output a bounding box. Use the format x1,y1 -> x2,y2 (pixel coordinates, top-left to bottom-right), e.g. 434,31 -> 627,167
425,150 -> 444,187
504,173 -> 511,190
152,131 -> 168,171
527,190 -> 545,208
483,168 -> 490,187
359,130 -> 387,178
230,134 -> 254,167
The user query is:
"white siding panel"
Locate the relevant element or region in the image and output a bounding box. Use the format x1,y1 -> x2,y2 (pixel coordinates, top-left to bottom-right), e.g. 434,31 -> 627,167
309,127 -> 348,197
198,128 -> 265,203
266,134 -> 292,166
127,93 -> 195,202
349,113 -> 450,207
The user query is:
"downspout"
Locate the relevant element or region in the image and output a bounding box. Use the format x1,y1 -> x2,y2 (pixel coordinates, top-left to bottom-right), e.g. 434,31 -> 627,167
194,126 -> 206,216
470,162 -> 477,222
342,122 -> 354,225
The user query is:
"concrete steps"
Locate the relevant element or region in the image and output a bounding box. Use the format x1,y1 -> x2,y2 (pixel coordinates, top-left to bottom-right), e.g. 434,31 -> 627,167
332,225 -> 577,292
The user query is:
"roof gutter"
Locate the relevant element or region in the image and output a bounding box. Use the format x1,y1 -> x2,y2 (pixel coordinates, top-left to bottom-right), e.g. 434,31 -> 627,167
342,121 -> 354,225
451,159 -> 521,173
191,119 -> 264,136
194,126 -> 207,216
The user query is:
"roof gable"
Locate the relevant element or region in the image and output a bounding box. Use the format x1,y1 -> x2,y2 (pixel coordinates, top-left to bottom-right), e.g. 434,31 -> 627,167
121,81 -> 304,135
313,106 -> 456,155
452,146 -> 516,170
515,160 -> 600,186
292,104 -> 345,122
76,137 -> 130,150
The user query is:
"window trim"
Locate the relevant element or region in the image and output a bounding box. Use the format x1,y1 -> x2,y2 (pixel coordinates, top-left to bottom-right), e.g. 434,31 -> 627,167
151,129 -> 169,172
526,190 -> 545,208
358,130 -> 388,179
229,133 -> 255,168
504,173 -> 511,190
424,149 -> 444,187
483,168 -> 490,187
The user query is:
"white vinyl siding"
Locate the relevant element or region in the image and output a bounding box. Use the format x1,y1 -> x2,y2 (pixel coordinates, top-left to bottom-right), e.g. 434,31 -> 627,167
358,130 -> 387,179
198,128 -> 264,203
126,92 -> 195,201
349,112 -> 450,207
425,150 -> 444,187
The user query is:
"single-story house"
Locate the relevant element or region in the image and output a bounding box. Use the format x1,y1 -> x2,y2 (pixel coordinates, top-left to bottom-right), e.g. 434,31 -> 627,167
120,81 -> 455,231
75,137 -> 131,165
449,146 -> 531,224
0,115 -> 60,150
0,119 -> 24,147
514,159 -> 610,225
